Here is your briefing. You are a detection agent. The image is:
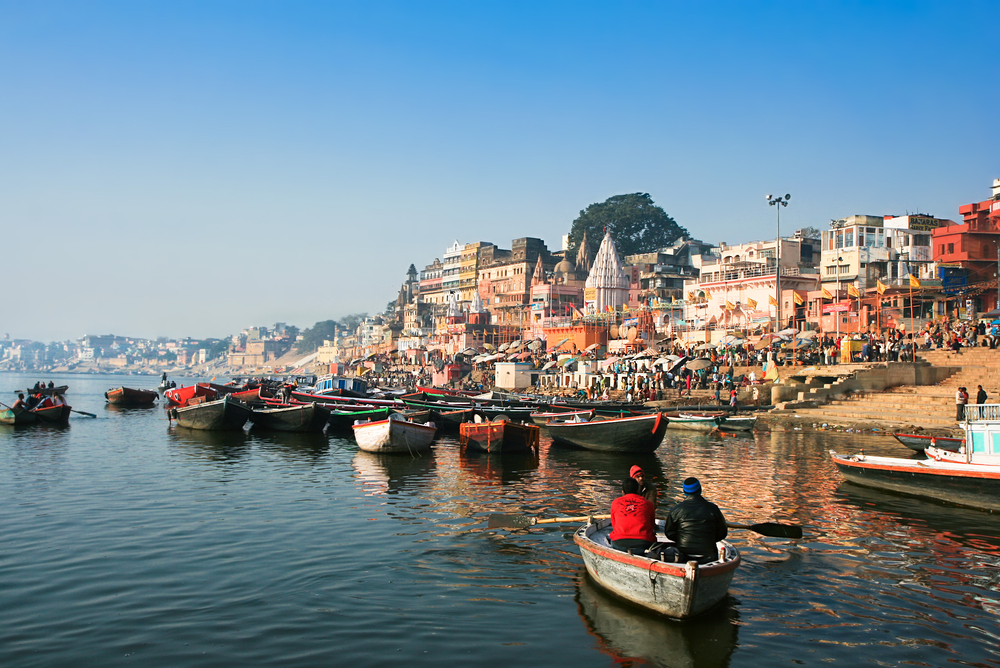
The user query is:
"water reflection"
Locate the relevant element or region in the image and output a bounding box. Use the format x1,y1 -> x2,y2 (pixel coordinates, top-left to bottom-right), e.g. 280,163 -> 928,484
575,570 -> 739,667
167,426 -> 250,462
352,449 -> 436,496
459,448 -> 539,484
249,430 -> 330,464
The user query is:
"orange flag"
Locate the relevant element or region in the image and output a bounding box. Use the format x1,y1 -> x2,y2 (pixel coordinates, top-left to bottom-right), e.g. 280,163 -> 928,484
768,294 -> 778,307
821,288 -> 833,300
876,279 -> 887,295
793,292 -> 804,306
847,284 -> 860,298
909,274 -> 921,289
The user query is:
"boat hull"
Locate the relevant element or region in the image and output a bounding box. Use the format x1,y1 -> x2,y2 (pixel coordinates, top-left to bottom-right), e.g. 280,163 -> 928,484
667,415 -> 721,431
250,403 -> 330,433
32,404 -> 72,423
574,519 -> 739,619
459,421 -> 540,454
328,407 -> 391,431
892,433 -> 963,452
171,396 -> 252,431
0,407 -> 38,425
353,416 -> 437,454
546,413 -> 667,453
719,416 -> 757,432
164,384 -> 219,407
105,387 -> 159,406
831,450 -> 1000,512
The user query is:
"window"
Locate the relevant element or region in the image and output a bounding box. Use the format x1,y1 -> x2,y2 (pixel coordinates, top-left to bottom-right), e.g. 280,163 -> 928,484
845,229 -> 854,247
948,243 -> 954,254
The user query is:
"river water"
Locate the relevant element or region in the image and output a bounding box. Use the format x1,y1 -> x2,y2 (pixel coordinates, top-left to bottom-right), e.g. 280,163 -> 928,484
2,372 -> 999,667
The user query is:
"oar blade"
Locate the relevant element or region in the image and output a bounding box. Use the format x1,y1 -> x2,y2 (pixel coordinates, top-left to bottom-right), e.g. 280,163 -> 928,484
487,513 -> 536,529
748,522 -> 802,539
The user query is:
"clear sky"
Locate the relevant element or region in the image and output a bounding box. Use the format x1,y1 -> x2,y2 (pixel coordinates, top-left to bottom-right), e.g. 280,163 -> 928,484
2,1 -> 996,342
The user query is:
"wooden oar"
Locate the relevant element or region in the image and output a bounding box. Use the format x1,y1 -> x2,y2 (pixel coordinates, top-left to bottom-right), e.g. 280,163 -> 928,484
488,513 -> 803,538
70,409 -> 97,418
727,522 -> 802,539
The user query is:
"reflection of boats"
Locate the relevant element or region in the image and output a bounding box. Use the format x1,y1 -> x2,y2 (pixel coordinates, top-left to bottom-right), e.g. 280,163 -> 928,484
353,414 -> 437,454
546,413 -> 667,453
831,405 -> 1000,511
459,448 -> 539,483
892,432 -> 963,452
0,406 -> 38,425
105,387 -> 159,406
574,518 -> 740,619
169,395 -> 252,431
576,567 -> 738,666
352,449 -> 436,495
168,427 -> 250,462
250,402 -> 330,433
460,418 -> 540,454
667,414 -> 721,431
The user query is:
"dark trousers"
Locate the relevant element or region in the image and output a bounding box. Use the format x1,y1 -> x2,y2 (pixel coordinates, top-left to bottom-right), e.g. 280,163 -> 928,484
612,538 -> 653,554
957,404 -> 965,421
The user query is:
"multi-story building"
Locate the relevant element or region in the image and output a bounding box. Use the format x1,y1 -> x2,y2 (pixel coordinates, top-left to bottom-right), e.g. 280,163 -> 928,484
441,240 -> 463,297
419,259 -> 445,305
932,179 -> 1000,310
459,242 -> 493,303
478,238 -> 552,322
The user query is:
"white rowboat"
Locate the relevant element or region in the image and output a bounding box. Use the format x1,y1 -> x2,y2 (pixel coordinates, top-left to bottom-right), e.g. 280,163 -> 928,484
353,413 -> 437,454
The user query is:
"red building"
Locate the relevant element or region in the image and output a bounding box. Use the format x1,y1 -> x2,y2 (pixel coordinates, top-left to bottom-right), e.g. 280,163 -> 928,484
932,179 -> 1000,310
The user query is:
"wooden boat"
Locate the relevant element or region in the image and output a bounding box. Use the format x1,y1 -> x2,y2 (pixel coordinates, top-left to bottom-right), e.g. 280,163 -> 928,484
250,402 -> 330,433
667,413 -> 722,432
831,403 -> 1000,512
164,384 -> 219,407
718,415 -> 757,432
546,413 -> 668,453
395,408 -> 432,423
328,407 -> 391,431
23,385 -> 68,396
31,403 -> 72,423
170,395 -> 252,431
530,408 -> 594,426
352,413 -> 437,454
433,407 -> 475,431
574,518 -> 740,619
105,387 -> 159,406
892,432 -> 963,452
459,418 -> 540,454
0,406 -> 38,425
229,386 -> 270,405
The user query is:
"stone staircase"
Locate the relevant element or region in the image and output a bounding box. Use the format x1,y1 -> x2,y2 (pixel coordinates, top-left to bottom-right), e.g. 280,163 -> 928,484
785,346 -> 1000,429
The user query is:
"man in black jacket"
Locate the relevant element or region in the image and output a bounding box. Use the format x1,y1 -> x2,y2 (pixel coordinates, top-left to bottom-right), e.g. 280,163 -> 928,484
663,477 -> 728,564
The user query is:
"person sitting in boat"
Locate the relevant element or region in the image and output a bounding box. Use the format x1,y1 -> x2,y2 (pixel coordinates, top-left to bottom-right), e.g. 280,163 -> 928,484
47,381 -> 55,389
609,477 -> 656,555
663,477 -> 728,564
12,393 -> 26,410
630,465 -> 657,506
25,393 -> 41,409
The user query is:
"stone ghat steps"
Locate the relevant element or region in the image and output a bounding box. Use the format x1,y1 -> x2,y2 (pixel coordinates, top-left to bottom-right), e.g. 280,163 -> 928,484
918,349 -> 1000,366
789,405 -> 959,427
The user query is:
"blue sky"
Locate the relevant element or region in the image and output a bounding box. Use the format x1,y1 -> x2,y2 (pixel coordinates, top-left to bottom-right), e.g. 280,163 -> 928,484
2,1 -> 996,342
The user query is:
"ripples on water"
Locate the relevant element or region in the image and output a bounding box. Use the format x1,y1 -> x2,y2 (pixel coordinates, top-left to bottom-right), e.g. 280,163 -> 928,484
2,373 -> 999,667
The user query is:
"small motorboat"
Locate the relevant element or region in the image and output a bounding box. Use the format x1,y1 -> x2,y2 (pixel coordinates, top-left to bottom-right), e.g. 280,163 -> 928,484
105,387 -> 159,406
352,413 -> 437,454
169,395 -> 253,431
574,518 -> 740,619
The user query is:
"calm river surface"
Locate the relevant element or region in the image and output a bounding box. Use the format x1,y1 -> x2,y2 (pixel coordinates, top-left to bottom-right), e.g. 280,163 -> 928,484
2,372 -> 1000,667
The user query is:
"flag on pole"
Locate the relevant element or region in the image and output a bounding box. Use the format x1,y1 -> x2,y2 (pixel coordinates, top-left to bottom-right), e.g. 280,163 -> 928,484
746,297 -> 757,309
793,292 -> 804,306
847,284 -> 860,298
725,300 -> 735,311
768,294 -> 778,307
687,291 -> 695,301
877,279 -> 887,295
909,274 -> 921,289
704,289 -> 712,300
821,288 -> 833,299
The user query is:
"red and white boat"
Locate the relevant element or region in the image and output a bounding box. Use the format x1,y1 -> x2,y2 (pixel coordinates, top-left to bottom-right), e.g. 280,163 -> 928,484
164,383 -> 219,407
352,413 -> 437,454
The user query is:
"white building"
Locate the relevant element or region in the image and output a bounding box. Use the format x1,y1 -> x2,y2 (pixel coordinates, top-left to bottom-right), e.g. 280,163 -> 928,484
584,232 -> 629,314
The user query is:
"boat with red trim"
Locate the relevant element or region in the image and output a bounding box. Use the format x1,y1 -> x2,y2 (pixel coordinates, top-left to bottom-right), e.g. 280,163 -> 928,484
164,383 -> 220,407
105,387 -> 159,406
891,432 -> 963,453
831,404 -> 1000,511
0,406 -> 38,426
459,417 -> 540,454
574,518 -> 740,619
530,408 -> 594,426
352,413 -> 437,454
545,412 -> 668,453
169,394 -> 253,431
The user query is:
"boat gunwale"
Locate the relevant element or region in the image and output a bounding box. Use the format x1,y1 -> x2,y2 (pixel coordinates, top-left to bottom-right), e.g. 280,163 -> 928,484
830,450 -> 1000,479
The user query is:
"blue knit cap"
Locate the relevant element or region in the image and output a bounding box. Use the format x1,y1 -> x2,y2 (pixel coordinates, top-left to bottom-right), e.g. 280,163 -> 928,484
682,477 -> 701,494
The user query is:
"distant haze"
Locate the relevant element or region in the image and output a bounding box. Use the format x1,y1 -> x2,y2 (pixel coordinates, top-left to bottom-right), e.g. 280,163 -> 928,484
1,2 -> 995,342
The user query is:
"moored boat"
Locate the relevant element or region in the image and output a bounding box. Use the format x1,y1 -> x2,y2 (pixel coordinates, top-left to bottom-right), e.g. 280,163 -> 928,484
328,407 -> 392,431
574,518 -> 740,619
169,395 -> 253,431
530,408 -> 594,426
352,413 -> 437,454
668,413 -> 721,431
892,432 -> 963,452
546,413 -> 668,453
459,418 -> 540,454
718,415 -> 757,432
0,406 -> 38,425
831,403 -> 1000,512
105,387 -> 159,406
164,384 -> 219,407
250,402 -> 330,433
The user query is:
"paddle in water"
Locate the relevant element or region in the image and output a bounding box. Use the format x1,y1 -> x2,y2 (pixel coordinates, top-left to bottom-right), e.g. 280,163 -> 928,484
488,513 -> 803,538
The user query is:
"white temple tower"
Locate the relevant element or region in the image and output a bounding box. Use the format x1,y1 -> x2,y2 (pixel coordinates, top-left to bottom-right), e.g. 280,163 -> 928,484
584,231 -> 629,313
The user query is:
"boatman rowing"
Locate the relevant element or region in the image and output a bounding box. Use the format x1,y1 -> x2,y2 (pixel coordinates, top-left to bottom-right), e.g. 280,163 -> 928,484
663,477 -> 728,564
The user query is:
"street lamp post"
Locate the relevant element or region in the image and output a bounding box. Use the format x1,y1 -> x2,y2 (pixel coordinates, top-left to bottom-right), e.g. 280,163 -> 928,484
836,255 -> 843,339
766,194 -> 791,331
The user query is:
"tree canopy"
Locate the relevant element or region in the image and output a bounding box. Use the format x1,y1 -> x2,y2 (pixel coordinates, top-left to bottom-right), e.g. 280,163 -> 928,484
567,193 -> 687,261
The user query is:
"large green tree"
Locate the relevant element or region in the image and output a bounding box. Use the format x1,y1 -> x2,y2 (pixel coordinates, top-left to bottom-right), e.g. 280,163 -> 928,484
567,193 -> 687,261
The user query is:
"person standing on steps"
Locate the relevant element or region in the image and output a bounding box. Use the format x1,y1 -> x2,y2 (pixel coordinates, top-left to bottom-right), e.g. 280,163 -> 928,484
956,386 -> 969,421
976,385 -> 988,405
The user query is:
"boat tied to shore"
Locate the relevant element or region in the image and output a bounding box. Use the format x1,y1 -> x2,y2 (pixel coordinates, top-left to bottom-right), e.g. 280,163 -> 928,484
545,412 -> 668,453
352,413 -> 437,454
105,387 -> 159,406
831,403 -> 1000,511
459,417 -> 540,454
169,394 -> 253,431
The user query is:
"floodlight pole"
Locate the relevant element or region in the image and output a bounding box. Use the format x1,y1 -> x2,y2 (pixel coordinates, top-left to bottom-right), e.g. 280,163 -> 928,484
836,256 -> 843,339
767,194 -> 791,332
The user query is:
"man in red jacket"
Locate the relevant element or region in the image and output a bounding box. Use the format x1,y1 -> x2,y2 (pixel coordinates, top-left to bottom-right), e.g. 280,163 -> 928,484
609,477 -> 656,554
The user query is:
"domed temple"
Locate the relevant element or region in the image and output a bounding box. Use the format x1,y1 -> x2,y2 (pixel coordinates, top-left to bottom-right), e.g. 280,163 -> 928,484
584,231 -> 629,313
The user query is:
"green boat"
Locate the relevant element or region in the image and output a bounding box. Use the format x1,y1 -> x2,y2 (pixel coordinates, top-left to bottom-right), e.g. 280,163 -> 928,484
327,407 -> 391,431
1,406 -> 38,426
